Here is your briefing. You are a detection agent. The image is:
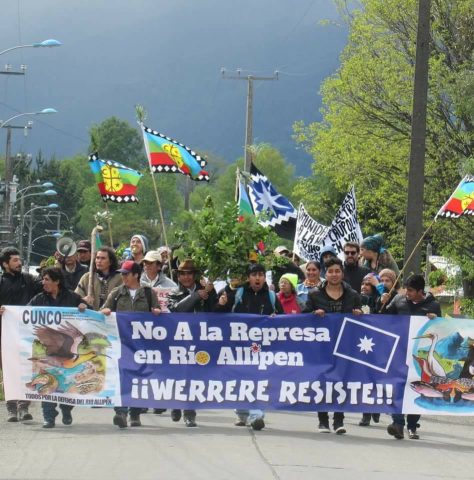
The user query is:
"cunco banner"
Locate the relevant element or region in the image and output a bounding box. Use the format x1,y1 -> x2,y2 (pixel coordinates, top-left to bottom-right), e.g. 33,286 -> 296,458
3,306 -> 474,414
319,186 -> 363,259
293,203 -> 329,261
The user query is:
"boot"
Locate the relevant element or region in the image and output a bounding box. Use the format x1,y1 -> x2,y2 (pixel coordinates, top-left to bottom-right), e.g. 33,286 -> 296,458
6,402 -> 18,423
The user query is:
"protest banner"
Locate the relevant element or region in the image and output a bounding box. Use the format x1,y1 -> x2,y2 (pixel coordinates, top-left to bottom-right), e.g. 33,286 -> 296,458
315,186 -> 364,259
2,307 -> 474,415
293,203 -> 329,261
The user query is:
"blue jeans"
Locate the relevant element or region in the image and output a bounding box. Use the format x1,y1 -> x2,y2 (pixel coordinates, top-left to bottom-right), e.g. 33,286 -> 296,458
235,409 -> 264,422
42,402 -> 73,421
392,414 -> 420,429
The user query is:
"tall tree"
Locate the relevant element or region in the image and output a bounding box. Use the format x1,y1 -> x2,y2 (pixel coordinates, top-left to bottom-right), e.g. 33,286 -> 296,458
295,0 -> 474,307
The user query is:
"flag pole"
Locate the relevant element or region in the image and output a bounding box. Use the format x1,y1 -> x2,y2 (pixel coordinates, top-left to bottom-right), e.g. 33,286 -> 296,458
378,218 -> 436,312
136,110 -> 173,275
149,171 -> 173,275
104,202 -> 114,246
235,167 -> 240,203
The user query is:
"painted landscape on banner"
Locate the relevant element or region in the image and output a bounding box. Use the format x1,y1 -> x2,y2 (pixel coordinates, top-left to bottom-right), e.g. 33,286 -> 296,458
2,307 -> 474,414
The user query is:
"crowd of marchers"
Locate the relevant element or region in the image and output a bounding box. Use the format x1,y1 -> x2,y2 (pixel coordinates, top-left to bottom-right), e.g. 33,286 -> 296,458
0,232 -> 441,441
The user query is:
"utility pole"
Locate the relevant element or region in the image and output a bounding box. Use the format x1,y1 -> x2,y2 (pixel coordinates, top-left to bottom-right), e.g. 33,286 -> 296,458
403,0 -> 431,278
1,124 -> 32,245
221,68 -> 278,172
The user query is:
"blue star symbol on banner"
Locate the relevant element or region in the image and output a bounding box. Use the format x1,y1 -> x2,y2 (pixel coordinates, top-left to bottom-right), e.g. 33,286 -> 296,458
247,164 -> 297,239
333,318 -> 400,373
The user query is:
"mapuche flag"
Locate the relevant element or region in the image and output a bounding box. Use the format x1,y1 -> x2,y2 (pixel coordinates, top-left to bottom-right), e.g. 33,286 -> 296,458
141,124 -> 209,181
436,174 -> 474,218
89,153 -> 142,203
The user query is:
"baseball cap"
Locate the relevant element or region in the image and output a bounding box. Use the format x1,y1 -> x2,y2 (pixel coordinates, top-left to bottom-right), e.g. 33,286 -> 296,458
76,240 -> 91,252
117,260 -> 138,274
247,263 -> 266,275
142,251 -> 163,263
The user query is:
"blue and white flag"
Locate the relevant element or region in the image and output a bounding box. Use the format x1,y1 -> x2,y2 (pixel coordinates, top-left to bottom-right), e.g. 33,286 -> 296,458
333,318 -> 400,373
248,163 -> 297,239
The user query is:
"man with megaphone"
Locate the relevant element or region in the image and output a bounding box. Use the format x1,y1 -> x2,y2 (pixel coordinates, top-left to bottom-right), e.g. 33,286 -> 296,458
55,237 -> 87,291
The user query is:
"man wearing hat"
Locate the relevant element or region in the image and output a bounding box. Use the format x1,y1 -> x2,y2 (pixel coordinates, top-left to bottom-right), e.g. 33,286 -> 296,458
126,234 -> 149,264
140,251 -> 176,289
167,259 -> 217,427
101,260 -> 161,429
221,263 -> 283,431
76,240 -> 92,269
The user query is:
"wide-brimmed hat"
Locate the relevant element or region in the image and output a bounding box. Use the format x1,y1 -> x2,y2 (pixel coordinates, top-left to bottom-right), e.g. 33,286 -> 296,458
176,259 -> 200,273
142,250 -> 163,264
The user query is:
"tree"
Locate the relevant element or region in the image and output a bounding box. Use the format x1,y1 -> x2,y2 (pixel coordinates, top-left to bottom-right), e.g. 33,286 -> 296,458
89,116 -> 146,169
295,0 -> 474,307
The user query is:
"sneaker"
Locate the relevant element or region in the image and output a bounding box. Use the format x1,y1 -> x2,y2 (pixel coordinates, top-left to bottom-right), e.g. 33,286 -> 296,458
372,413 -> 380,423
140,408 -> 149,414
171,409 -> 182,422
408,428 -> 419,440
153,408 -> 166,414
234,419 -> 247,427
251,418 -> 265,431
359,414 -> 371,426
184,417 -> 197,428
318,423 -> 330,433
130,415 -> 142,427
387,422 -> 404,439
113,413 -> 127,428
42,419 -> 55,429
62,409 -> 73,426
334,424 -> 346,435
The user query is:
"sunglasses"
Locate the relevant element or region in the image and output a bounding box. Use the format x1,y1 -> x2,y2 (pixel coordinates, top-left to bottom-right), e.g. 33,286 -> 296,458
344,251 -> 358,256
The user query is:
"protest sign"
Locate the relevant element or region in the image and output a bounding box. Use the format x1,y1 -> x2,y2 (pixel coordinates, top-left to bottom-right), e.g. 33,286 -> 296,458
293,204 -> 329,261
3,307 -> 474,414
320,186 -> 363,259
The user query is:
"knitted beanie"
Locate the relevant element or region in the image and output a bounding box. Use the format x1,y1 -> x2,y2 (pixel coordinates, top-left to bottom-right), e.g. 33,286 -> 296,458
130,234 -> 149,254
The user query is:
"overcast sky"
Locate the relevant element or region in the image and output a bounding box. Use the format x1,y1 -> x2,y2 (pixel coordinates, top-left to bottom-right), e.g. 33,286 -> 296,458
0,0 -> 348,174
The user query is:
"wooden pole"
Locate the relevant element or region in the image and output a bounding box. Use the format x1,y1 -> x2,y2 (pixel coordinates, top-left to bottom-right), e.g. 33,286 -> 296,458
379,219 -> 435,312
104,202 -> 114,247
149,172 -> 173,275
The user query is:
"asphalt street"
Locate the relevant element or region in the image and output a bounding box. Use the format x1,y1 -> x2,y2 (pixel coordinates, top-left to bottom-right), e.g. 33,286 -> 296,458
0,403 -> 473,480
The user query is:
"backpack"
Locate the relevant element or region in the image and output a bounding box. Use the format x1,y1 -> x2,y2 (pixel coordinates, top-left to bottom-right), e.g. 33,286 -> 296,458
232,287 -> 276,313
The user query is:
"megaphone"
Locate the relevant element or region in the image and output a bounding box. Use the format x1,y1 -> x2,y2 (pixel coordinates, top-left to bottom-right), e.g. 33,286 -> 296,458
56,237 -> 77,257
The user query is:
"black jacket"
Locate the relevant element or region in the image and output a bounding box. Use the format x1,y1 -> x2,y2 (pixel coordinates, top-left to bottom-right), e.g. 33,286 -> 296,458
0,272 -> 42,306
63,263 -> 88,291
385,292 -> 441,317
343,263 -> 371,293
304,280 -> 361,314
232,283 -> 283,315
168,282 -> 217,313
213,284 -> 238,313
28,288 -> 86,308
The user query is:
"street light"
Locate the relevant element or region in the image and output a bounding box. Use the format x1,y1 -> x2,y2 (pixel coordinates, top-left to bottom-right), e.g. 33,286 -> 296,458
0,108 -> 58,128
0,39 -> 62,57
1,109 -> 58,244
24,203 -> 58,267
17,188 -> 58,258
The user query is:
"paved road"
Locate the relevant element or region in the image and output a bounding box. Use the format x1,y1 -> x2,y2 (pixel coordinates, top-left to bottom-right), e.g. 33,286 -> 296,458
0,403 -> 473,480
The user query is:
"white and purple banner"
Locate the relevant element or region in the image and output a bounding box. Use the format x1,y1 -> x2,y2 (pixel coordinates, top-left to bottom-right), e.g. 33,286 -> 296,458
2,306 -> 474,414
